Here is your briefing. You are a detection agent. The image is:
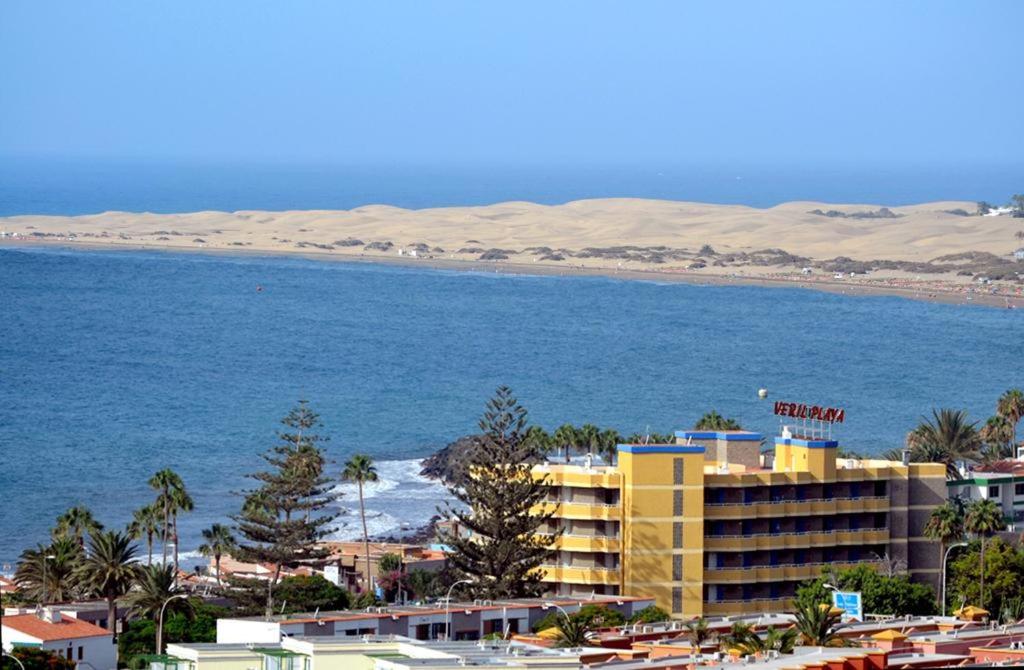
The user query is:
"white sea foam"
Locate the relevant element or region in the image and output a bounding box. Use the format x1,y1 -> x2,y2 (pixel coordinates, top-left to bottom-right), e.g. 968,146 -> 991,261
327,458 -> 451,541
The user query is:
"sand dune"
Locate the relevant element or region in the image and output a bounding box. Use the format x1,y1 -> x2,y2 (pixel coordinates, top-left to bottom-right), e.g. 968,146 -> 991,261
3,198 -> 1019,264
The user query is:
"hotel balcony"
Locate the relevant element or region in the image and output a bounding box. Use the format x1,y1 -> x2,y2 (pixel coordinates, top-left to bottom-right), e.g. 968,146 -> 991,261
703,528 -> 889,552
703,495 -> 890,520
703,560 -> 871,584
537,564 -> 621,586
545,533 -> 622,553
531,501 -> 621,521
703,597 -> 792,617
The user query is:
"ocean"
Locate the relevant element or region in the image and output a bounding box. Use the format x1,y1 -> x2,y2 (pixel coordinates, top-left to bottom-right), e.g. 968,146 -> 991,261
2,158 -> 1023,215
1,245 -> 1022,569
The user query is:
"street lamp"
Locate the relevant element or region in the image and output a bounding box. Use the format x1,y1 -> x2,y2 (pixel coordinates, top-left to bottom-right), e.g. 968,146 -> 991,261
2,651 -> 27,670
942,541 -> 969,615
443,580 -> 473,641
156,593 -> 190,655
542,601 -> 573,635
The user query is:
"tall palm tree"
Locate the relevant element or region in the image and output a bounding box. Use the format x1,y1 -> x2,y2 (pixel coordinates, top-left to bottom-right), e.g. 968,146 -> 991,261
14,538 -> 84,603
793,600 -> 848,647
598,428 -> 622,465
342,454 -> 378,592
997,388 -> 1024,445
980,415 -> 1016,463
198,523 -> 236,585
906,409 -> 982,479
149,469 -> 193,576
553,424 -> 579,462
578,424 -> 601,457
682,617 -> 713,653
127,564 -> 191,653
77,530 -> 139,634
128,505 -> 162,566
965,498 -> 1005,609
52,506 -> 104,547
523,426 -> 552,455
923,499 -> 965,604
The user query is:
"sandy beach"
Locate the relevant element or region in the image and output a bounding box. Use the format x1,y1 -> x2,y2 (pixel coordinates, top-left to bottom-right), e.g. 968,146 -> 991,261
3,198 -> 1023,308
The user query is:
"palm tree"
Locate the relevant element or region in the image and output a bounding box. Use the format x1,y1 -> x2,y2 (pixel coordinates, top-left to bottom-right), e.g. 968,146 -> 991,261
553,424 -> 579,462
598,428 -> 622,464
342,454 -> 378,592
721,621 -> 759,655
923,499 -> 965,602
77,530 -> 139,634
763,626 -> 798,654
149,469 -> 193,576
127,563 -> 192,653
198,523 -> 236,585
683,616 -> 713,653
905,409 -> 982,479
523,426 -> 552,455
14,538 -> 84,603
997,389 -> 1024,445
695,411 -> 741,431
793,600 -> 848,647
965,498 -> 1005,609
578,424 -> 601,457
52,506 -> 104,547
980,415 -> 1016,463
128,505 -> 162,566
554,613 -> 592,648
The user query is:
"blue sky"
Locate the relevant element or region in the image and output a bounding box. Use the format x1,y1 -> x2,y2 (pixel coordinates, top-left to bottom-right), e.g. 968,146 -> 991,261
1,1 -> 1021,166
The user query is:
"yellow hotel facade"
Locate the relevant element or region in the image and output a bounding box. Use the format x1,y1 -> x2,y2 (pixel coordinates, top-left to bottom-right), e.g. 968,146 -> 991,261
531,429 -> 946,618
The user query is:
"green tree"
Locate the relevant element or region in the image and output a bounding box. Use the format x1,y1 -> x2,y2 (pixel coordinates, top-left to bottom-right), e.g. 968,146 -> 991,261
965,498 -> 1006,609
13,537 -> 84,603
341,453 -> 379,594
148,469 -> 193,575
126,564 -> 191,654
1,647 -> 76,670
598,428 -> 622,464
997,388 -> 1024,445
52,505 -> 103,547
627,605 -> 670,624
980,415 -> 1016,463
923,499 -> 966,598
376,552 -> 404,602
721,621 -> 798,656
577,423 -> 601,457
948,538 -> 1024,617
523,426 -> 552,455
198,523 -> 235,585
128,505 -> 162,566
232,402 -> 337,614
796,565 -> 936,617
976,201 -> 992,216
554,613 -> 592,648
406,568 -> 440,601
76,530 -> 139,635
438,386 -> 558,598
793,599 -> 848,647
695,410 -> 741,430
1011,194 -> 1024,218
552,423 -> 580,463
683,616 -> 713,651
905,409 -> 982,479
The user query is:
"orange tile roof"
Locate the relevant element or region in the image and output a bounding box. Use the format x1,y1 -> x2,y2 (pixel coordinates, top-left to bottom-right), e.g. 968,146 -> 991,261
1,614 -> 112,642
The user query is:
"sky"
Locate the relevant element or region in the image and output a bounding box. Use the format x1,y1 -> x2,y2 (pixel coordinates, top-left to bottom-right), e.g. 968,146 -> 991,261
1,1 -> 1022,168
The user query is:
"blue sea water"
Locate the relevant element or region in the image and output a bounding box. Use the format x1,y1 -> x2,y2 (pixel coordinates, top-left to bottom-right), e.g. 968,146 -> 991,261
1,245 -> 1022,569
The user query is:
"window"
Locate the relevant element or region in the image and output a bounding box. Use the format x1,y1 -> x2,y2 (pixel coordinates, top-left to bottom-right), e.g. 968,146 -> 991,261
673,554 -> 683,580
989,485 -> 1000,498
673,490 -> 683,516
78,647 -> 83,661
673,522 -> 683,548
1016,483 -> 1024,496
673,458 -> 684,485
672,587 -> 682,613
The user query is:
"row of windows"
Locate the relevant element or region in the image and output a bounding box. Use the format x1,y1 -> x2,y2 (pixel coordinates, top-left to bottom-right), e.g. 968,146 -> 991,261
705,480 -> 888,505
704,545 -> 887,570
705,512 -> 887,537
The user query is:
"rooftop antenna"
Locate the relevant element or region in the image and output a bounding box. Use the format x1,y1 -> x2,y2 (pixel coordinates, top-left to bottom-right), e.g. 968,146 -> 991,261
643,425 -> 651,446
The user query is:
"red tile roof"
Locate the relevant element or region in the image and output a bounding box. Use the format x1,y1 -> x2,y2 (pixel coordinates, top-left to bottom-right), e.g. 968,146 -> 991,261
1,614 -> 112,641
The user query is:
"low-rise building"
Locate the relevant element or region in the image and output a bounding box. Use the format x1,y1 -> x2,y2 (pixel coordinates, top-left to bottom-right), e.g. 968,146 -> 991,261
1,608 -> 117,670
947,456 -> 1024,529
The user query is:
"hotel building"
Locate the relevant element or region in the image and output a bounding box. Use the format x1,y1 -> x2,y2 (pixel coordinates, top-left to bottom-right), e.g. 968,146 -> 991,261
531,428 -> 946,618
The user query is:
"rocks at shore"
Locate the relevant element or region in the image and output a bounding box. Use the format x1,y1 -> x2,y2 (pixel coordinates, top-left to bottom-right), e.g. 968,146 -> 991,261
419,434 -> 480,485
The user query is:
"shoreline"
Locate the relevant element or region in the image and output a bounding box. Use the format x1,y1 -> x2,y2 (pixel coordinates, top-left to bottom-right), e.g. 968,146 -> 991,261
4,238 -> 1023,309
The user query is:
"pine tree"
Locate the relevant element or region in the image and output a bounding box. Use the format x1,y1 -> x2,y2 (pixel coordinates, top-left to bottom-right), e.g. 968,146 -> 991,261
231,401 -> 338,614
438,386 -> 558,599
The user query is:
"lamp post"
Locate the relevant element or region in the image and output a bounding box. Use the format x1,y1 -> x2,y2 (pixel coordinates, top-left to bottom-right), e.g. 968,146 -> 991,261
443,580 -> 473,641
2,651 -> 27,670
156,593 -> 189,655
542,601 -> 572,634
942,541 -> 969,615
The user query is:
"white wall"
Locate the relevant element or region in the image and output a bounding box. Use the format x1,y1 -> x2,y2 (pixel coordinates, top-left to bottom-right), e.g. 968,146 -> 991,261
1,626 -> 116,670
216,619 -> 282,644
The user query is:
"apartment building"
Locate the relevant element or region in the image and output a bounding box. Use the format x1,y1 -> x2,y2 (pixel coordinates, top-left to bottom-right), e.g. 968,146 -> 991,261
531,428 -> 947,618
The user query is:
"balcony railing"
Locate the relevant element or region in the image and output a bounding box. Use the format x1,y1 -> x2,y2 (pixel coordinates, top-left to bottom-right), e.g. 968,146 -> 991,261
706,527 -> 886,539
704,494 -> 888,507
